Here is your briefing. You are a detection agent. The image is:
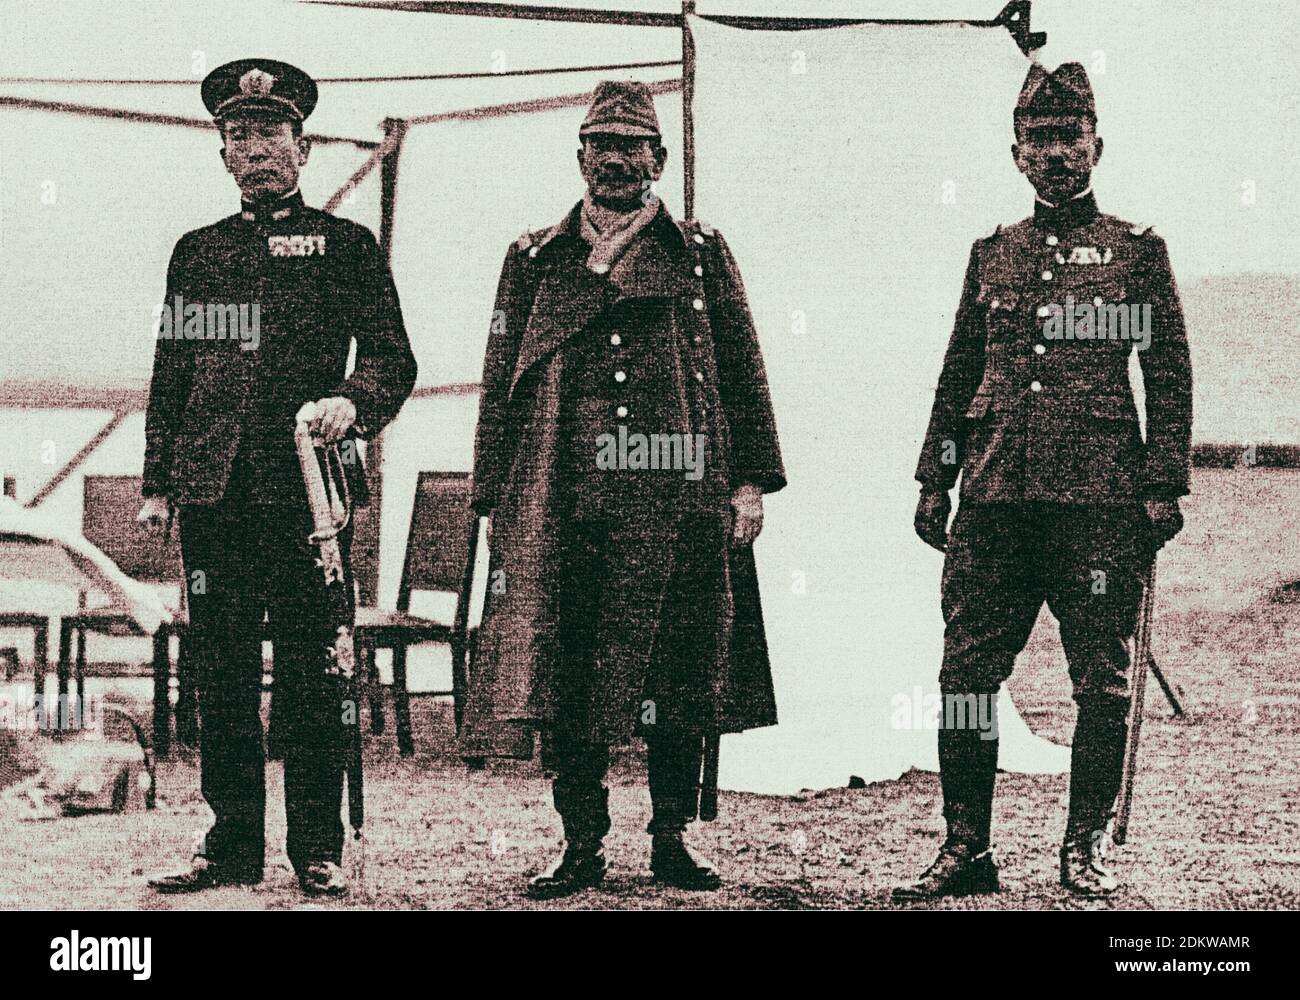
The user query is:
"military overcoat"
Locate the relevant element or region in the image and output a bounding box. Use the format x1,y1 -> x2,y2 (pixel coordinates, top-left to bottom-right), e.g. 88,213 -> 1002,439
463,203 -> 785,755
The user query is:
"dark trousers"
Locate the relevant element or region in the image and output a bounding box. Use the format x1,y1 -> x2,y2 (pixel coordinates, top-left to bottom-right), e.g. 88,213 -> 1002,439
541,510 -> 724,840
937,502 -> 1149,849
545,729 -> 704,842
178,487 -> 349,875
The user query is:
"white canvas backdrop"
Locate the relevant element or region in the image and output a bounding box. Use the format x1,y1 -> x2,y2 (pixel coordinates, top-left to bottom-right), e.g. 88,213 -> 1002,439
690,16 -> 1070,792
692,0 -> 1300,793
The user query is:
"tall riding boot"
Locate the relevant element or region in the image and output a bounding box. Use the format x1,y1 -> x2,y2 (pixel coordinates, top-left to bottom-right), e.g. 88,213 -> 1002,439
1062,695 -> 1129,896
941,727 -> 999,852
528,742 -> 611,900
894,707 -> 1000,901
647,733 -> 720,890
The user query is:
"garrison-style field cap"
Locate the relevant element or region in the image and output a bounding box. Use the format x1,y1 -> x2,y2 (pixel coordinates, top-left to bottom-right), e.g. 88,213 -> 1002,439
201,58 -> 318,124
1014,62 -> 1096,123
579,80 -> 662,139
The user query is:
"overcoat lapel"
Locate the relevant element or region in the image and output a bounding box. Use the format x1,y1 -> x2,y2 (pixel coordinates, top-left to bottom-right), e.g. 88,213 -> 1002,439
609,215 -> 688,301
509,204 -> 690,399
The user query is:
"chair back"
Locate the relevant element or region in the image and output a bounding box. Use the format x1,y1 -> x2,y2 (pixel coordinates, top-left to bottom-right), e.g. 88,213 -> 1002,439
398,472 -> 479,635
82,475 -> 183,584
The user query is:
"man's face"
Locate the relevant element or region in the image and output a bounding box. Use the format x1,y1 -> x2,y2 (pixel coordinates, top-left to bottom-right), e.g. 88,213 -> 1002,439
1013,114 -> 1102,205
221,114 -> 309,201
577,133 -> 667,209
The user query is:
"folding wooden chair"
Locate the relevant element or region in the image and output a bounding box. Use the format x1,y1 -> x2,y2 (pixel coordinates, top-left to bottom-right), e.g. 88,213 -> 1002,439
77,475 -> 188,754
354,471 -> 479,757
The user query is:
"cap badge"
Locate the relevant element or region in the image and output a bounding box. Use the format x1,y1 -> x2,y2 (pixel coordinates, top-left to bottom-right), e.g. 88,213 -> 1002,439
239,68 -> 276,97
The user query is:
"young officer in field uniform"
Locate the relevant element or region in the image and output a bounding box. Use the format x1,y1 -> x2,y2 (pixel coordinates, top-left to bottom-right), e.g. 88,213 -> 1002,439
901,63 -> 1192,899
139,59 -> 416,897
466,81 -> 785,900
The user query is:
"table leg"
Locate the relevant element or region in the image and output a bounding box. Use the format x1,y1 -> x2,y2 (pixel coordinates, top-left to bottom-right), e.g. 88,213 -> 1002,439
32,621 -> 49,701
56,621 -> 71,734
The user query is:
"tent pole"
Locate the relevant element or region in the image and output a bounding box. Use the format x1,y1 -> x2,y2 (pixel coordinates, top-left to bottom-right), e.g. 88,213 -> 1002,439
355,117 -> 408,608
25,410 -> 129,509
682,0 -> 696,219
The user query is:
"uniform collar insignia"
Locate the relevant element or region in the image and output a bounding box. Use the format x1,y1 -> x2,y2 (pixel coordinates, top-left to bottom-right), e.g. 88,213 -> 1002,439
268,233 -> 326,256
241,187 -> 304,223
1033,188 -> 1099,231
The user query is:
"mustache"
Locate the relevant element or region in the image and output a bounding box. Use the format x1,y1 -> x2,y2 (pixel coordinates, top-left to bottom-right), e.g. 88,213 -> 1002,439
595,162 -> 638,181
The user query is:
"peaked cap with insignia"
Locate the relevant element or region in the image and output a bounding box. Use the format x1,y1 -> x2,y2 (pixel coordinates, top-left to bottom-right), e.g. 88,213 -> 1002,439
201,58 -> 318,124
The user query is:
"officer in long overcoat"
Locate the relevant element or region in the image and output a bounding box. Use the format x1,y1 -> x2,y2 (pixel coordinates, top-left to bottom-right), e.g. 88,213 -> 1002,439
138,59 -> 417,896
899,63 -> 1192,900
465,81 -> 785,899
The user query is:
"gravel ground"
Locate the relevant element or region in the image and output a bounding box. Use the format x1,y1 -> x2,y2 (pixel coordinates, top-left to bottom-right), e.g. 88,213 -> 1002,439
2,474 -> 1297,910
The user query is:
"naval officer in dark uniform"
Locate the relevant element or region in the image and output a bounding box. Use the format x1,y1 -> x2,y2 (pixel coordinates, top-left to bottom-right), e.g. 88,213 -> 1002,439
465,81 -> 785,900
899,63 -> 1192,899
139,59 -> 416,896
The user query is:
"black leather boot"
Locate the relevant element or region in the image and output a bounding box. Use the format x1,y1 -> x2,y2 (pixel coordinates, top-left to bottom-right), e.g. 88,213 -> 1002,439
528,782 -> 610,900
1061,837 -> 1118,897
893,840 -> 1000,901
148,856 -> 263,894
940,707 -> 1000,848
526,839 -> 607,900
894,715 -> 1000,901
651,831 -> 721,890
1062,697 -> 1127,897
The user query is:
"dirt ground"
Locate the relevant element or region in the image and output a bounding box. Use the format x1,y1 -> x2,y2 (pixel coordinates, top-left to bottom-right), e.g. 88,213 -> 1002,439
2,477 -> 1298,910
2,591 -> 1297,912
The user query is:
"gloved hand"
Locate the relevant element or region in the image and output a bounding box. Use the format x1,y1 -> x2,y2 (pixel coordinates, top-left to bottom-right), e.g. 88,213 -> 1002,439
135,496 -> 174,539
1144,498 -> 1184,549
913,487 -> 952,552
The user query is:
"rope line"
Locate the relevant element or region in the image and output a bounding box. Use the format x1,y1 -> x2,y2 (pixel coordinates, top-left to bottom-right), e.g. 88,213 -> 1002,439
0,59 -> 681,87
0,95 -> 380,147
310,0 -> 1011,32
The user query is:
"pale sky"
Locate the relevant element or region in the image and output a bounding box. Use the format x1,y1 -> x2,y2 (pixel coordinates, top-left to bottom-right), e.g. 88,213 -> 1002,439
1,0 -> 1295,392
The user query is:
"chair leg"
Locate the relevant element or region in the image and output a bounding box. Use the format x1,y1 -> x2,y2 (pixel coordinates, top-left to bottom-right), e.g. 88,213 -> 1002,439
367,643 -> 386,735
450,636 -> 467,735
152,629 -> 172,758
74,624 -> 87,713
393,643 -> 413,757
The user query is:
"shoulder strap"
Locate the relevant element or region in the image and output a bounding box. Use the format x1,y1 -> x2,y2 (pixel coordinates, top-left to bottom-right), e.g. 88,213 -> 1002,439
677,217 -> 716,243
514,221 -> 563,258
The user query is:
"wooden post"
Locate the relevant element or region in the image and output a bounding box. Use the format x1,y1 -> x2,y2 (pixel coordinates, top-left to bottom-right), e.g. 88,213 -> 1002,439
354,118 -> 408,608
682,0 -> 697,220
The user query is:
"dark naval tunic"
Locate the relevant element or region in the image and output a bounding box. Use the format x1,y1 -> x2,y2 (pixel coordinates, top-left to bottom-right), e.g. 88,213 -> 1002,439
142,189 -> 416,875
